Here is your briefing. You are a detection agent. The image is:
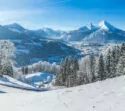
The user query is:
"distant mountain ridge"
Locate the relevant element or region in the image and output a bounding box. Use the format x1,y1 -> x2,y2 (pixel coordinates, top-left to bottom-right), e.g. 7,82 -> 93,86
63,20 -> 125,43
2,21 -> 125,43
1,23 -> 66,39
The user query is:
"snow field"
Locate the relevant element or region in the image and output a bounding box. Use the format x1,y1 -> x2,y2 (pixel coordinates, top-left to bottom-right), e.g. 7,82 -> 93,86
0,75 -> 125,111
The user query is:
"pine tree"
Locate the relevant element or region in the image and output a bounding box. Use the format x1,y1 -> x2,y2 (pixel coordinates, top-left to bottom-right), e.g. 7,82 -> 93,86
55,57 -> 72,87
116,56 -> 125,76
25,66 -> 28,74
55,70 -> 62,86
105,49 -> 111,78
22,67 -> 25,74
65,57 -> 72,87
97,54 -> 105,80
110,48 -> 117,77
80,56 -> 90,84
116,43 -> 125,76
89,54 -> 96,82
115,45 -> 120,64
55,59 -> 64,86
77,71 -> 84,85
74,56 -> 79,71
120,43 -> 125,56
71,56 -> 79,86
2,61 -> 13,76
55,56 -> 80,87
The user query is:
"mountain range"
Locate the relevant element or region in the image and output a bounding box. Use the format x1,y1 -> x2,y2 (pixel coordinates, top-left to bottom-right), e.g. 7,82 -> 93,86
1,20 -> 125,43
0,20 -> 125,66
2,23 -> 65,39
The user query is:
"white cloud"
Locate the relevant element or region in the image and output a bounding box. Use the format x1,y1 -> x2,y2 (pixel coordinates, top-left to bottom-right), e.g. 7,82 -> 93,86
0,9 -> 47,23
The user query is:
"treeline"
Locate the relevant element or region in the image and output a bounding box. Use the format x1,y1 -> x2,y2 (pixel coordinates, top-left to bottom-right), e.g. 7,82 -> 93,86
55,43 -> 125,87
17,61 -> 59,75
55,57 -> 79,87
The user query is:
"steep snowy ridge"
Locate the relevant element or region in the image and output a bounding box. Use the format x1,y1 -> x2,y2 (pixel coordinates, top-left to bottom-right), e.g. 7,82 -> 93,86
79,23 -> 98,31
98,20 -> 117,31
1,75 -> 125,111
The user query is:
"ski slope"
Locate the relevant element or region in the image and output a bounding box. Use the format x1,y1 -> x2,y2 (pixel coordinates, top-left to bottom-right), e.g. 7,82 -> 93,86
1,75 -> 125,111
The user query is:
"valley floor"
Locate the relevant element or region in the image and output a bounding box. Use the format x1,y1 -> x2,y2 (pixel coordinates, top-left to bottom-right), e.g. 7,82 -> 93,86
1,75 -> 125,111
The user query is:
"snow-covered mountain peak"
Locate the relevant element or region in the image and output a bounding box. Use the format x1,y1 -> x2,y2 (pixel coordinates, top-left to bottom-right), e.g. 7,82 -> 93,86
98,20 -> 116,30
5,23 -> 24,29
4,23 -> 25,33
86,23 -> 96,30
79,23 -> 97,31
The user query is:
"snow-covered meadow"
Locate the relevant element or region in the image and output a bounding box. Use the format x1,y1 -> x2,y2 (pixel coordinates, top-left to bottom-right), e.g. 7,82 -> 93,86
1,75 -> 125,111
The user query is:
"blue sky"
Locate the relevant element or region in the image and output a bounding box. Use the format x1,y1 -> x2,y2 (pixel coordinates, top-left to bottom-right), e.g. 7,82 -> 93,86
0,0 -> 125,30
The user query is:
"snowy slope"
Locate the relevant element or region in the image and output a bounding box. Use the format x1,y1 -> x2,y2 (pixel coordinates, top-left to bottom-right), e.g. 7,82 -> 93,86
0,75 -> 48,91
1,76 -> 125,111
24,72 -> 55,86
